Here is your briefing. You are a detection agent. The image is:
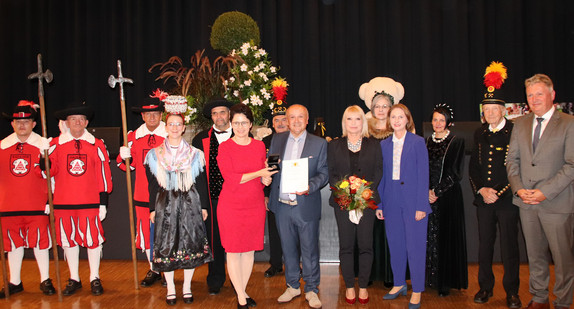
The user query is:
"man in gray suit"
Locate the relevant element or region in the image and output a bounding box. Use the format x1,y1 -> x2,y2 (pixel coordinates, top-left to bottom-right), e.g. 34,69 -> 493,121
506,74 -> 574,309
267,104 -> 328,309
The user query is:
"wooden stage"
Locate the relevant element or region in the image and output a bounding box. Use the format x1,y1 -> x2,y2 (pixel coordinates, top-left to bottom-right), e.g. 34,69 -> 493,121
0,260 -> 553,308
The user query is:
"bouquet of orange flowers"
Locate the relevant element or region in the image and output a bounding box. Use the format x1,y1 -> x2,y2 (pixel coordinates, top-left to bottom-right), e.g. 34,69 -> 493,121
331,175 -> 377,223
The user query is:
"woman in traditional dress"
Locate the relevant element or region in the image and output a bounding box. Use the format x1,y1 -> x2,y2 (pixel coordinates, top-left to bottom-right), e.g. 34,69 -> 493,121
328,105 -> 382,304
217,103 -> 276,308
145,96 -> 213,305
425,105 -> 468,296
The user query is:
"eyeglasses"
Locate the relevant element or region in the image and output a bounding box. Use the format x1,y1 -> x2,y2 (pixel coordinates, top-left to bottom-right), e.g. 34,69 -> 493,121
232,121 -> 250,127
167,122 -> 183,127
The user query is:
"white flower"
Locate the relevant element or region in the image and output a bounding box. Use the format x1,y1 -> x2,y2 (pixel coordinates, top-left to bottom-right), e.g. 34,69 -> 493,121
269,102 -> 274,109
233,90 -> 239,97
259,73 -> 269,82
264,93 -> 272,100
240,64 -> 248,72
270,66 -> 276,73
253,66 -> 260,72
254,51 -> 261,59
184,115 -> 191,123
223,80 -> 228,86
229,76 -> 235,82
190,108 -> 197,114
247,70 -> 253,76
258,62 -> 266,70
250,94 -> 263,106
239,84 -> 244,89
242,99 -> 249,105
241,42 -> 251,49
244,79 -> 252,86
230,50 -> 236,56
258,48 -> 267,56
260,88 -> 268,95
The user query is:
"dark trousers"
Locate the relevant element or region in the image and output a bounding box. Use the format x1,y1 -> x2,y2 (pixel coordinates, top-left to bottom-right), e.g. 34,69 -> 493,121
275,202 -> 320,293
476,202 -> 520,296
206,198 -> 226,289
334,206 -> 375,288
267,210 -> 283,269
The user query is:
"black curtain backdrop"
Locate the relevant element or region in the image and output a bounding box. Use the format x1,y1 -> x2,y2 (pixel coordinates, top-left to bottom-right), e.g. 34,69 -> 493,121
1,0 -> 573,139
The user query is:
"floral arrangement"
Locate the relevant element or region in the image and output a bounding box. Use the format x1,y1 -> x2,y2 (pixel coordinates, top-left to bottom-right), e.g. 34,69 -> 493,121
331,175 -> 377,223
224,42 -> 285,125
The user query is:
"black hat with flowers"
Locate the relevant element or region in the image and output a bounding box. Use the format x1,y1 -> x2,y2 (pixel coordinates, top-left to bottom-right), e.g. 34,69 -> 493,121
132,89 -> 166,113
3,100 -> 40,120
271,78 -> 289,116
482,61 -> 508,106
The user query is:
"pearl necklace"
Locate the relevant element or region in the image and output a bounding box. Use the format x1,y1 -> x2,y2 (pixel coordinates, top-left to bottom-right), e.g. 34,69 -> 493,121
347,138 -> 362,152
431,130 -> 450,143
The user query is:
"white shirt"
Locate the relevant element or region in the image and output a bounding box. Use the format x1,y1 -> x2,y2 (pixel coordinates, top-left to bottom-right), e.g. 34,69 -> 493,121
213,124 -> 232,144
392,132 -> 406,180
489,118 -> 506,132
531,106 -> 555,140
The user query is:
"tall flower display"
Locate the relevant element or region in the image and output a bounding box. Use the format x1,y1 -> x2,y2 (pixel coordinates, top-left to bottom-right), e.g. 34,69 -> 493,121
224,42 -> 285,125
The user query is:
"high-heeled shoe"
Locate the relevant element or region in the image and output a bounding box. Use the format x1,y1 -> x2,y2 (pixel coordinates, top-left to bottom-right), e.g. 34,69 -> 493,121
237,301 -> 248,309
382,286 -> 407,300
246,297 -> 257,307
183,293 -> 194,304
358,296 -> 369,304
408,301 -> 421,309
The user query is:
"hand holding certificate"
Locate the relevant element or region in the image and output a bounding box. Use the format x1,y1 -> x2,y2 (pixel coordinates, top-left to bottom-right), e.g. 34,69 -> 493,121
281,157 -> 309,194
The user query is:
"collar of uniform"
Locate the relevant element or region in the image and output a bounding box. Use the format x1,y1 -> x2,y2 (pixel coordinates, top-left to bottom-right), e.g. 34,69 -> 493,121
1,131 -> 43,150
59,129 -> 95,145
135,121 -> 167,139
489,118 -> 506,132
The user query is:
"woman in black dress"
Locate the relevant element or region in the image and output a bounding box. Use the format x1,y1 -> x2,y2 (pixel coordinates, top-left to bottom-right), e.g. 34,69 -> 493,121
146,106 -> 213,305
425,104 -> 468,296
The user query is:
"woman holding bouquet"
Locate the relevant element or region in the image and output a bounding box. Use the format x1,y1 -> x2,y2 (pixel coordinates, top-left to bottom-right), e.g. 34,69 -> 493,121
377,104 -> 431,309
328,105 -> 383,304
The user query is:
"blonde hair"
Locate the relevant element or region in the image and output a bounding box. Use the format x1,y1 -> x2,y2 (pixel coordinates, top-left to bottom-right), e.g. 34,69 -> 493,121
387,103 -> 415,133
525,74 -> 554,92
341,105 -> 369,138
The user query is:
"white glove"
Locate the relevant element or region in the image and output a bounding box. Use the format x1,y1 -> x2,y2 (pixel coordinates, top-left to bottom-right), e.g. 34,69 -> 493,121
39,137 -> 51,153
99,205 -> 107,221
58,120 -> 70,135
44,204 -> 50,215
119,146 -> 131,159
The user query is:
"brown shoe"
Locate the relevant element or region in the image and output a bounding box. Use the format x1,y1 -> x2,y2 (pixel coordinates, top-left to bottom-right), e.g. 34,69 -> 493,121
525,300 -> 549,309
506,294 -> 521,308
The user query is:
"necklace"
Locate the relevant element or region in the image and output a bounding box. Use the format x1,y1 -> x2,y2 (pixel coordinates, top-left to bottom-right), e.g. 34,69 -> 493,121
431,130 -> 450,143
347,138 -> 362,152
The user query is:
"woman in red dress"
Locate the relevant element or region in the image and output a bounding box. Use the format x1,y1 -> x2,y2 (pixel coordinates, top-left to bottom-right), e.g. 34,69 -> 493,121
217,103 -> 277,308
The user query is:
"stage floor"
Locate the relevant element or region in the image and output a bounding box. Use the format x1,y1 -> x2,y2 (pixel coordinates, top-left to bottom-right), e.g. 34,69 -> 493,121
0,260 -> 557,308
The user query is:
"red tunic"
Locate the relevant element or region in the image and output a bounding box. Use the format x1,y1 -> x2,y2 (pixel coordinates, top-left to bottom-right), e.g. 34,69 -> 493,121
216,138 -> 266,253
116,123 -> 165,250
0,132 -> 50,251
48,131 -> 112,248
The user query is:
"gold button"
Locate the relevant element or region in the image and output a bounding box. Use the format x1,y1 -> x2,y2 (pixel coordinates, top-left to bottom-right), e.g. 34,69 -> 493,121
490,145 -> 494,148
488,171 -> 492,174
488,165 -> 492,168
489,151 -> 493,155
487,177 -> 491,181
488,158 -> 492,161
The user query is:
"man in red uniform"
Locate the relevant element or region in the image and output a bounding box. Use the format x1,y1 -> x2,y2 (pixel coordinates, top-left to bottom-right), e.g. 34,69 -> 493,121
0,101 -> 54,298
117,94 -> 166,287
47,102 -> 113,296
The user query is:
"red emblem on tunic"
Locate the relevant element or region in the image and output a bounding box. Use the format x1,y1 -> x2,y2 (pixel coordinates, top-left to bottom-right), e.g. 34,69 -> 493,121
68,154 -> 87,176
10,154 -> 31,176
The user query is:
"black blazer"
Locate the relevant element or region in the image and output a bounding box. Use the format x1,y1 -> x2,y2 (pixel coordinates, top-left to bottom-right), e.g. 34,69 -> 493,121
327,137 -> 383,207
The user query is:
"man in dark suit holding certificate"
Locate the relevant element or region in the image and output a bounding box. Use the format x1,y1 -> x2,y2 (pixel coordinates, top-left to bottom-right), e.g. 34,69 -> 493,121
267,104 -> 328,309
507,74 -> 574,309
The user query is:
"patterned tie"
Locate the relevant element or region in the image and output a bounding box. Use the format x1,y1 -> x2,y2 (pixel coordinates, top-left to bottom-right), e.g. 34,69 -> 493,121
532,117 -> 544,152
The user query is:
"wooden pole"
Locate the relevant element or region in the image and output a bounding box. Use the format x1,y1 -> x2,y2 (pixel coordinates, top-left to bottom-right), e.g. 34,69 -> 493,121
0,218 -> 10,299
108,60 -> 139,290
28,53 -> 63,301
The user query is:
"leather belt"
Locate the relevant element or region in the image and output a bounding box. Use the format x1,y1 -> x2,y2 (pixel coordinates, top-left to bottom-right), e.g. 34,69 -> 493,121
279,198 -> 298,206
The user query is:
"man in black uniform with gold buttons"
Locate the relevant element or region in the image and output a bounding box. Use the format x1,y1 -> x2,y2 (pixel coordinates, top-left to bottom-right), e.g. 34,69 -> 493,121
469,62 -> 521,309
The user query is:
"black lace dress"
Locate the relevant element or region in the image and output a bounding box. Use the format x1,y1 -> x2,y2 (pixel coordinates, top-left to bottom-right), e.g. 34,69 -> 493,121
425,134 -> 468,294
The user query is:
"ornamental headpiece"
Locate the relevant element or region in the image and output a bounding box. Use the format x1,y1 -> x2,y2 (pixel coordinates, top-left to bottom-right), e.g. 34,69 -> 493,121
163,95 -> 188,115
482,61 -> 507,106
271,78 -> 289,116
432,103 -> 454,126
358,77 -> 404,118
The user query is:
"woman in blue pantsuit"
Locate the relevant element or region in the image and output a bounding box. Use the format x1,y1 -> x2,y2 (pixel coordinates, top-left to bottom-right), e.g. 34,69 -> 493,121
376,104 -> 431,309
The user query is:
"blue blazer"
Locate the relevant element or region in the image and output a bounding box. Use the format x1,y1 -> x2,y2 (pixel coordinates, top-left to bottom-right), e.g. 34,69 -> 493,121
267,131 -> 329,221
378,132 -> 432,215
